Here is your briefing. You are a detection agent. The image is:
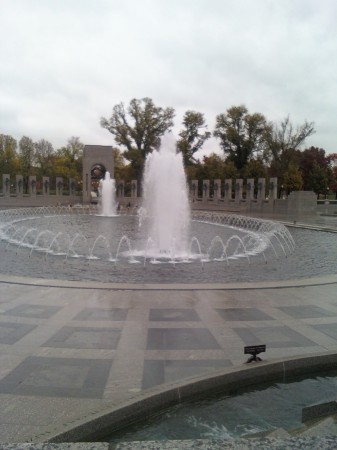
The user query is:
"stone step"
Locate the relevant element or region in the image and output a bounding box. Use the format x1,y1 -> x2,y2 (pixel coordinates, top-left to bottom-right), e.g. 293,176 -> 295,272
294,415 -> 337,437
243,427 -> 291,439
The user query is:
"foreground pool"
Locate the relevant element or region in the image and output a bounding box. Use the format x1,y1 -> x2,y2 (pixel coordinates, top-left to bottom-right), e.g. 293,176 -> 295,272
105,370 -> 337,442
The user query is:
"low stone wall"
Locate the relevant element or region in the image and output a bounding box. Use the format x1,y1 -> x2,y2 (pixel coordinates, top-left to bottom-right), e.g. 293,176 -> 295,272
0,183 -> 319,220
192,191 -> 317,218
0,194 -> 82,208
317,200 -> 337,215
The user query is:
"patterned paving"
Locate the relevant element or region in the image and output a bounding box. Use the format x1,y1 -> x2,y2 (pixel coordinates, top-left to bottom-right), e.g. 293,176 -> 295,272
43,326 -> 122,349
142,359 -> 232,389
146,328 -> 221,350
0,356 -> 112,398
0,322 -> 37,344
233,325 -> 316,348
3,304 -> 62,319
0,276 -> 337,441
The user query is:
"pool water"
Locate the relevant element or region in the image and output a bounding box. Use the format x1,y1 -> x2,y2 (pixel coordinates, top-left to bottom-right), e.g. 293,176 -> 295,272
106,370 -> 337,442
0,210 -> 337,283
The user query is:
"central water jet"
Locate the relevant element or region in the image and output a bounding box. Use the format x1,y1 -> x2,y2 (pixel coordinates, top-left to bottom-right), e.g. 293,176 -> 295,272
140,137 -> 191,258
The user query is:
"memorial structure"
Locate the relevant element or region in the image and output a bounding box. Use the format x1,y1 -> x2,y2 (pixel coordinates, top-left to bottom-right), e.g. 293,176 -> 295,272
82,145 -> 114,204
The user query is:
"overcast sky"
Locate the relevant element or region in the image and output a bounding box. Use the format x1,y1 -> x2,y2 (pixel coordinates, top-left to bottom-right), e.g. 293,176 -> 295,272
1,0 -> 336,157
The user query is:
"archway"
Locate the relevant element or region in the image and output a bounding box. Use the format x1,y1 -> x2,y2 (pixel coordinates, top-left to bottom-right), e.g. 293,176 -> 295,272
82,145 -> 114,204
90,164 -> 106,202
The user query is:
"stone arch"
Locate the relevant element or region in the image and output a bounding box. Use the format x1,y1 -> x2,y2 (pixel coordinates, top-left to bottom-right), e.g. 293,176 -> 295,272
90,164 -> 107,201
82,145 -> 114,204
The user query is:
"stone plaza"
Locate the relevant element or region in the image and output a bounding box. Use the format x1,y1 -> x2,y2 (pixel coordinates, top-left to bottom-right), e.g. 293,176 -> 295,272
1,225 -> 337,448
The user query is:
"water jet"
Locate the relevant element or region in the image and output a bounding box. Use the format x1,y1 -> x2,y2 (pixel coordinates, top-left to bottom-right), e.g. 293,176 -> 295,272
99,171 -> 117,216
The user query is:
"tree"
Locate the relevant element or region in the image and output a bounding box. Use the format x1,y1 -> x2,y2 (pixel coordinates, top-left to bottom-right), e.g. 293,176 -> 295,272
194,153 -> 228,181
66,136 -> 84,160
264,115 -> 315,173
307,161 -> 329,197
189,155 -> 238,197
114,147 -> 132,180
283,164 -> 303,194
213,105 -> 267,173
299,147 -> 331,192
176,111 -> 211,166
19,136 -> 36,192
35,139 -> 55,178
242,157 -> 267,180
100,98 -> 175,183
0,134 -> 18,178
327,153 -> 337,198
55,137 -> 83,181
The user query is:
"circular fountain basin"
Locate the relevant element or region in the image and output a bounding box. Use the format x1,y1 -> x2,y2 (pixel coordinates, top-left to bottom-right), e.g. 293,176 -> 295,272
0,206 -> 336,283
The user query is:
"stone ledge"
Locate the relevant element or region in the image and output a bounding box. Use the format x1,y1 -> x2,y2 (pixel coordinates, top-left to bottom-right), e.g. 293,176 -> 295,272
30,352 -> 337,443
3,438 -> 337,450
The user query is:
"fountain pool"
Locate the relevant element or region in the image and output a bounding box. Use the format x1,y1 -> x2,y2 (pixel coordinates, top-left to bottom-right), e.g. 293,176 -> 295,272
0,205 -> 336,284
0,141 -> 305,283
1,141 -> 337,284
105,367 -> 337,443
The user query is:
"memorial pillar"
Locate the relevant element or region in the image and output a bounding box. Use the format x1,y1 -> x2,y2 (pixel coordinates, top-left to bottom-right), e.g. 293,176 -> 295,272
268,177 -> 278,200
213,179 -> 221,199
202,180 -> 210,200
224,179 -> 232,201
43,177 -> 50,196
56,177 -> 63,196
257,177 -> 266,201
16,175 -> 23,197
2,174 -> 10,197
69,178 -> 76,196
246,178 -> 255,201
117,180 -> 125,198
191,180 -> 198,199
235,179 -> 243,203
28,176 -> 36,196
131,180 -> 138,198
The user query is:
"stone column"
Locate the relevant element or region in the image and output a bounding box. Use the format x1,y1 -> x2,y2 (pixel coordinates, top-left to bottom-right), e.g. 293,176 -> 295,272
213,179 -> 221,199
268,177 -> 278,200
235,179 -> 243,203
224,179 -> 232,201
16,175 -> 23,197
257,177 -> 266,201
131,180 -> 138,198
2,174 -> 10,196
191,180 -> 198,199
28,176 -> 36,196
202,180 -> 210,200
43,177 -> 50,196
117,180 -> 125,198
56,177 -> 63,196
246,178 -> 255,201
69,178 -> 76,196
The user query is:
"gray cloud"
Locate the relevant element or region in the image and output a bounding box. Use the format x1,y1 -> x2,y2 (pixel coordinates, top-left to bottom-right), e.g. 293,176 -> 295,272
0,0 -> 336,153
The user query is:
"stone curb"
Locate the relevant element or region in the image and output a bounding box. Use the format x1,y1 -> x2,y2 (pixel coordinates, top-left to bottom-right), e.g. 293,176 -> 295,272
1,273 -> 337,291
29,352 -> 337,443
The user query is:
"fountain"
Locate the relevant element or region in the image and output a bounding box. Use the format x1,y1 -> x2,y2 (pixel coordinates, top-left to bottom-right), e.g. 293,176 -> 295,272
99,171 -> 117,216
139,137 -> 191,260
0,137 -> 306,283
